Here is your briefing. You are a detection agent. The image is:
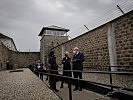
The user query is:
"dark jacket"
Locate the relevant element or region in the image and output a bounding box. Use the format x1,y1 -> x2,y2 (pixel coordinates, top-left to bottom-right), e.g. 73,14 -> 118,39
62,57 -> 71,70
72,52 -> 84,70
35,62 -> 44,72
48,55 -> 58,74
48,55 -> 57,70
62,57 -> 71,76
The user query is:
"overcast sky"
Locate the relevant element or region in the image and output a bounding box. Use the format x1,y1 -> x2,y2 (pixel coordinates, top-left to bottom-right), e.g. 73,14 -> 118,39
0,0 -> 131,51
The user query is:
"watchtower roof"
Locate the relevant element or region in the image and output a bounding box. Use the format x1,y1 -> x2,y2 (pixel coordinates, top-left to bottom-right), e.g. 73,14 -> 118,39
39,25 -> 69,36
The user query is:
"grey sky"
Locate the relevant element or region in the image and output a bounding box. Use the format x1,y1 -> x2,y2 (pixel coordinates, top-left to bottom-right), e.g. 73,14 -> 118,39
0,0 -> 130,51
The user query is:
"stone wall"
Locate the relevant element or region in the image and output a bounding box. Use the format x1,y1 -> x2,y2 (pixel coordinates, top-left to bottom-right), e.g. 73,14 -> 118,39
114,12 -> 133,66
0,41 -> 40,70
50,11 -> 133,91
10,51 -> 40,68
53,22 -> 110,68
52,10 -> 133,70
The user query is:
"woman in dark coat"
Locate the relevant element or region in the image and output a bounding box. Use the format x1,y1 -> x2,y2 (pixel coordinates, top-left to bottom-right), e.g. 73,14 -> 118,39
48,51 -> 59,92
60,51 -> 72,88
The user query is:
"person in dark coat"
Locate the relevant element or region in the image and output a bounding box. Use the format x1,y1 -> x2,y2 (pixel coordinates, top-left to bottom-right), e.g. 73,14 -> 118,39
39,63 -> 44,81
72,47 -> 84,91
35,60 -> 44,80
48,51 -> 59,92
60,51 -> 72,88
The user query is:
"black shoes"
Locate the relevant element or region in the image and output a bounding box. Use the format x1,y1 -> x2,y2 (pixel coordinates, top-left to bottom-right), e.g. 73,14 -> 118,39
79,87 -> 82,91
54,89 -> 59,92
73,87 -> 82,91
60,86 -> 63,88
73,87 -> 78,91
60,84 -> 64,88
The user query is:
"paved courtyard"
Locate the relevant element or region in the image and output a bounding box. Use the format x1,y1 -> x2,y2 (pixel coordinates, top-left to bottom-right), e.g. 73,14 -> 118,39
0,69 -> 60,100
0,68 -> 115,100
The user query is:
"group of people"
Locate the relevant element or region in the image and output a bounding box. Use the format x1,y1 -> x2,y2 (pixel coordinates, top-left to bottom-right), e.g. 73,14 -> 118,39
48,47 -> 84,92
32,47 -> 84,92
34,60 -> 45,81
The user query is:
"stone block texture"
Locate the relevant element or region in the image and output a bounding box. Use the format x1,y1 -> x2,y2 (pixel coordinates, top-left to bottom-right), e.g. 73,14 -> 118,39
114,11 -> 133,66
40,35 -> 68,65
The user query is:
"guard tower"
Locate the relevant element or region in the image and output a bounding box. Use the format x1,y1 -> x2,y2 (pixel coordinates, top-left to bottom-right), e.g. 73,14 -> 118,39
39,25 -> 69,65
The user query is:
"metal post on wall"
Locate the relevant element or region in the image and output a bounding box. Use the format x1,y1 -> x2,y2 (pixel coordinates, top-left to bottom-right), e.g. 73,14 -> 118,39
109,66 -> 113,90
117,5 -> 125,15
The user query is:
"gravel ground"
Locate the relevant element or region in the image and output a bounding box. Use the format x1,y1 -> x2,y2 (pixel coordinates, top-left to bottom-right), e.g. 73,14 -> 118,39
0,68 -> 60,100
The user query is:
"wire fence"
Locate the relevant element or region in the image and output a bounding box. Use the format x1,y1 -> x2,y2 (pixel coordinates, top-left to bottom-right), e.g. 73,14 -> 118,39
68,0 -> 133,38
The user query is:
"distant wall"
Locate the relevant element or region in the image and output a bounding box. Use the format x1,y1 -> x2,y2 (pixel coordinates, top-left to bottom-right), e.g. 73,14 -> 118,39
10,51 -> 40,68
0,42 -> 40,70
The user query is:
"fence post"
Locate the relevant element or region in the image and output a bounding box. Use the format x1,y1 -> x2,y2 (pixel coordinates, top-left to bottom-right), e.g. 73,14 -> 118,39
109,66 -> 113,90
68,81 -> 72,100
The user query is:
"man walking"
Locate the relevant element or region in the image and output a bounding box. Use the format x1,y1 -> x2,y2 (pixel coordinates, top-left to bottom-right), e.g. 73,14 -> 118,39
72,47 -> 84,91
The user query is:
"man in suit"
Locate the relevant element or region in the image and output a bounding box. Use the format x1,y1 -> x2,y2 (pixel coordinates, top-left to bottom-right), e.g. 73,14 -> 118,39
72,47 -> 84,91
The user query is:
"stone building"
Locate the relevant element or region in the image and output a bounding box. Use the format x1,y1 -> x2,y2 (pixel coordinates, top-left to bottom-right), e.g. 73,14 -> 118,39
39,25 -> 69,65
0,33 -> 17,51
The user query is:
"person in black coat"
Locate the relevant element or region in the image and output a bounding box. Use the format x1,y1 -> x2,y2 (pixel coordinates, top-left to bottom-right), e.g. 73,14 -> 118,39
72,47 -> 84,91
35,60 -> 44,80
39,63 -> 44,81
48,51 -> 59,92
60,51 -> 72,88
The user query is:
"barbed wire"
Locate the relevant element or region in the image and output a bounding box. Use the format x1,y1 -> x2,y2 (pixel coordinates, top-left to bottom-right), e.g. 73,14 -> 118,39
68,0 -> 133,38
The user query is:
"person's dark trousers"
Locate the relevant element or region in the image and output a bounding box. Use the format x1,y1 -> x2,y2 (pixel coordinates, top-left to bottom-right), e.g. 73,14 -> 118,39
73,72 -> 78,90
35,71 -> 39,77
36,72 -> 39,77
73,71 -> 83,90
40,73 -> 43,81
49,71 -> 58,91
60,71 -> 71,88
78,71 -> 83,90
60,77 -> 65,88
49,76 -> 57,91
45,69 -> 48,80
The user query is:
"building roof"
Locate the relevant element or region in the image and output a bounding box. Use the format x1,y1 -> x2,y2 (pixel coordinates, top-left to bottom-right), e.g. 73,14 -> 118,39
39,25 -> 69,36
0,33 -> 17,51
0,33 -> 12,39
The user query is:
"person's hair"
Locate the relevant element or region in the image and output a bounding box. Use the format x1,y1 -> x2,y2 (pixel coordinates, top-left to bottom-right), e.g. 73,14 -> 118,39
49,51 -> 54,56
74,47 -> 79,50
65,51 -> 69,55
